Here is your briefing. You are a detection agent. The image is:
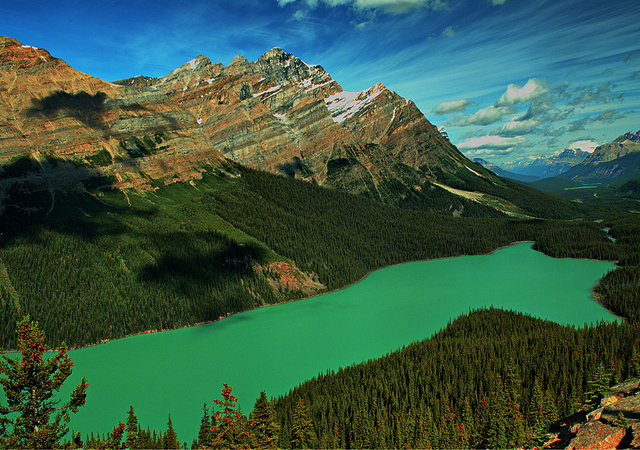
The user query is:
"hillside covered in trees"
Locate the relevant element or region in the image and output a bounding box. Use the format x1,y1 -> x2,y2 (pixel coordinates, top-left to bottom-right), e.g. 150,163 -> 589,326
0,163 -> 634,351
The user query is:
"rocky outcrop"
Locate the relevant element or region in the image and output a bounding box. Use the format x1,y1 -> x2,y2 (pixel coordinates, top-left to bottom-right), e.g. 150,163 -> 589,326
546,378 -> 640,449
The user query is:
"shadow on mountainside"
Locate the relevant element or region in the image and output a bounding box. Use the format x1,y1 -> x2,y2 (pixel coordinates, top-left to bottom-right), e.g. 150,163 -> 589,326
26,90 -> 110,131
0,154 -> 140,239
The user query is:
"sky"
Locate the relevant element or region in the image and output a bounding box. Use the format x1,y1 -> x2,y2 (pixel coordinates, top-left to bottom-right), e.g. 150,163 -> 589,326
2,0 -> 640,166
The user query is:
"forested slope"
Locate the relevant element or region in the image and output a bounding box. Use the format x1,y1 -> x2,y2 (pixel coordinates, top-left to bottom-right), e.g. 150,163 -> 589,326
274,308 -> 640,449
0,164 -> 631,350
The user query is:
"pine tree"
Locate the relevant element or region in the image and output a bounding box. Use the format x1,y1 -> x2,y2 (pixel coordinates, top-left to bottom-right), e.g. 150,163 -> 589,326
249,391 -> 279,449
210,383 -> 252,449
0,316 -> 88,449
163,414 -> 180,449
528,379 -> 547,447
585,362 -> 611,408
193,403 -> 212,449
124,405 -> 138,449
290,398 -> 316,449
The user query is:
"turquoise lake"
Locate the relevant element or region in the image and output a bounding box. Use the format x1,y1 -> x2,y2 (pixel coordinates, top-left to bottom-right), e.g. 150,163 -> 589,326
33,243 -> 619,441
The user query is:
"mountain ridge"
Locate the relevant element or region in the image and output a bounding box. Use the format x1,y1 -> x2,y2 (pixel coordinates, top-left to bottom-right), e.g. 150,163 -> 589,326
0,36 -> 599,219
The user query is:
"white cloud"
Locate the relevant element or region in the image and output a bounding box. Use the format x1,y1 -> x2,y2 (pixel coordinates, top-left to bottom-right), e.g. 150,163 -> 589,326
445,105 -> 512,126
293,9 -> 307,20
491,118 -> 539,136
458,135 -> 528,150
495,78 -> 550,106
432,98 -> 470,115
568,139 -> 599,153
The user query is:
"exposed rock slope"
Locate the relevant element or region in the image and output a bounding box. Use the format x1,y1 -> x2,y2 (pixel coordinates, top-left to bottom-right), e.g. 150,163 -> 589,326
0,36 -> 223,189
1,36 -> 524,216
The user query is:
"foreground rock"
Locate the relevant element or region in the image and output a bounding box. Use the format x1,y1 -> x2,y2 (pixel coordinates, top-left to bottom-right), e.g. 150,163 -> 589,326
545,378 -> 640,449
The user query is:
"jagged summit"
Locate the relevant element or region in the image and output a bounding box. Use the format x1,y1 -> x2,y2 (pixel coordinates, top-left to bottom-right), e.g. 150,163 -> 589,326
0,35 -> 58,70
614,129 -> 640,143
1,36 -> 516,216
228,54 -> 249,66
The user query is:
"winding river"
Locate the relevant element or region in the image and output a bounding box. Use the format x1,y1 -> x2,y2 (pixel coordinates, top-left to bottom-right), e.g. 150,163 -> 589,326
29,243 -> 620,442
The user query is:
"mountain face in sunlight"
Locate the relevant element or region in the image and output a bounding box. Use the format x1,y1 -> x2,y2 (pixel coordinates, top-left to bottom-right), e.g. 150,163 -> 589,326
2,36 -> 590,218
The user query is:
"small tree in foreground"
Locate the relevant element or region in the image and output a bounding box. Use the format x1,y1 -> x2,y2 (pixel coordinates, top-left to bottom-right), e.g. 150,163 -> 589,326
0,316 -> 88,449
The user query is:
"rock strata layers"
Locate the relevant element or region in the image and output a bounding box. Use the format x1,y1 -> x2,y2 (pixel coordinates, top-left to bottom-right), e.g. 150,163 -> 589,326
2,36 -> 499,213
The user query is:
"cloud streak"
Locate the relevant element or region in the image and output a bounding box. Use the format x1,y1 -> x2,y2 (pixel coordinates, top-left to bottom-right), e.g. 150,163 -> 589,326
445,105 -> 513,127
277,0 -> 448,13
432,98 -> 471,115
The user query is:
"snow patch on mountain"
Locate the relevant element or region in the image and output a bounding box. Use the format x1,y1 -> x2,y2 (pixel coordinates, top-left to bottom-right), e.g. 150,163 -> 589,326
188,58 -> 200,70
325,83 -> 386,123
253,85 -> 281,98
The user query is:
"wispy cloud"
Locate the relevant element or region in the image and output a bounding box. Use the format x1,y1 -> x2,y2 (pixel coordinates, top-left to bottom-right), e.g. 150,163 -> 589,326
458,135 -> 528,150
490,119 -> 540,136
276,0 -> 448,13
567,109 -> 626,131
442,26 -> 456,37
445,105 -> 513,127
432,98 -> 470,115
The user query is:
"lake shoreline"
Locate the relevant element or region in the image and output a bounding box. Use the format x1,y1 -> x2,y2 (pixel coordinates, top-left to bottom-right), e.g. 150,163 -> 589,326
16,240 -> 618,354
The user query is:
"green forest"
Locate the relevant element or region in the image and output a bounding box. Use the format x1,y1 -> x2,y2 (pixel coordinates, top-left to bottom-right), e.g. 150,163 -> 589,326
2,163 -> 640,448
4,308 -> 640,449
0,164 -> 636,350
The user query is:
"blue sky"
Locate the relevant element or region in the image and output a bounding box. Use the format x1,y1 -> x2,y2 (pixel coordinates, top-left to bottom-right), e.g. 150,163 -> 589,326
2,0 -> 639,165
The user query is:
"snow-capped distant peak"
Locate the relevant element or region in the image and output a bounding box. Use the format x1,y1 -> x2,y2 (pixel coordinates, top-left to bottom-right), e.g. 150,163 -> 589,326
324,83 -> 387,123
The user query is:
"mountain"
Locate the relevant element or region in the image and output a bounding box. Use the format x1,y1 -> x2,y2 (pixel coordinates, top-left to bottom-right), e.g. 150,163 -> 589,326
0,37 -> 224,189
113,46 -> 512,215
501,148 -> 589,178
558,131 -> 640,185
472,158 -> 541,182
1,36 -> 594,219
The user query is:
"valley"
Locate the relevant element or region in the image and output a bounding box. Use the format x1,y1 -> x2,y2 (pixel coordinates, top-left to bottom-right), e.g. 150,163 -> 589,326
1,32 -> 640,449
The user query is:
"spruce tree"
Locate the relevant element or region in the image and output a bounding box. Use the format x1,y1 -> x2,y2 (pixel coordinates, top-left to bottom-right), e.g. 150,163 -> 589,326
249,391 -> 279,448
163,414 -> 179,449
0,316 -> 88,449
193,403 -> 212,449
290,398 -> 316,449
124,405 -> 138,449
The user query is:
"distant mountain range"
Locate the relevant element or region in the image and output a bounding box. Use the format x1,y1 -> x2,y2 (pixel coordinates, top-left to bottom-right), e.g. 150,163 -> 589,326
557,132 -> 640,185
494,148 -> 590,179
476,131 -> 640,189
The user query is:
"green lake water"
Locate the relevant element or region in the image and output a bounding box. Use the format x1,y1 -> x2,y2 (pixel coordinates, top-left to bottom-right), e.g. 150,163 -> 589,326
23,243 -> 620,442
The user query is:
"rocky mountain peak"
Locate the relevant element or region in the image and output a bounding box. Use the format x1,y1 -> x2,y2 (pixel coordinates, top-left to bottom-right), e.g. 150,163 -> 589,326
254,47 -> 314,84
0,36 -> 57,70
228,54 -> 249,66
615,129 -> 640,143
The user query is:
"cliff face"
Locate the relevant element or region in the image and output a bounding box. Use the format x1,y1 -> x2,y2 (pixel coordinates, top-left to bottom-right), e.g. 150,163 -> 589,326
2,37 -> 500,213
0,36 -> 224,189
